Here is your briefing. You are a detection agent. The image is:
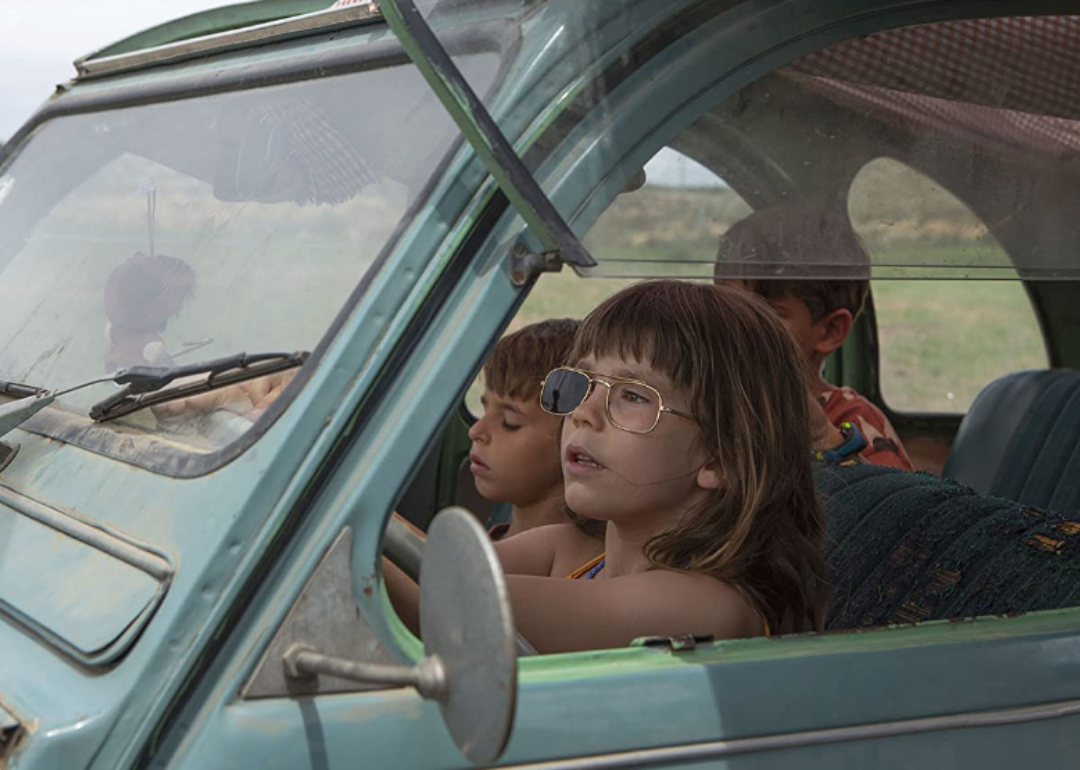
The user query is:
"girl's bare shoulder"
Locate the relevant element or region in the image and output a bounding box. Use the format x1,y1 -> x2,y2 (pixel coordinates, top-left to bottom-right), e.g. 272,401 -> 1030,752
548,524 -> 606,578
619,570 -> 765,639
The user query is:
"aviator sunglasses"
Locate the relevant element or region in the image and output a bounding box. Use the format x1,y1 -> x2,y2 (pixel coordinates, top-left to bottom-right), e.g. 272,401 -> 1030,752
539,366 -> 695,434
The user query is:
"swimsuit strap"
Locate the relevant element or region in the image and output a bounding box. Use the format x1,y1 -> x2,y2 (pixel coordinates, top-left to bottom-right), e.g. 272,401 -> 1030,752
566,552 -> 606,580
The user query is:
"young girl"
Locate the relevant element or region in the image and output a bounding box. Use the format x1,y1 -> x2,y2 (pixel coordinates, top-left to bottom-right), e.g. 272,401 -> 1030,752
387,280 -> 827,652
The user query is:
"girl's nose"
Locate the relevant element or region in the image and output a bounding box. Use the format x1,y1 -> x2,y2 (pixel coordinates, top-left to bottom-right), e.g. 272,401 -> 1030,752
570,385 -> 605,430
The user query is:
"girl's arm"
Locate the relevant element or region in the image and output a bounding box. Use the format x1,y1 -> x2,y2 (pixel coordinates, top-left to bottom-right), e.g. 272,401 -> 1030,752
383,552 -> 759,653
381,518 -> 566,637
505,571 -> 763,653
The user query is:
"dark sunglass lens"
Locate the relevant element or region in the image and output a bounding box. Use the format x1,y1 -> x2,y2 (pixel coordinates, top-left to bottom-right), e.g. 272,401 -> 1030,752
541,369 -> 590,414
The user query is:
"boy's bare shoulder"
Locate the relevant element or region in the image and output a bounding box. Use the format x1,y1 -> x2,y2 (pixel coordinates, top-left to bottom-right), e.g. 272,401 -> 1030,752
495,523 -> 602,578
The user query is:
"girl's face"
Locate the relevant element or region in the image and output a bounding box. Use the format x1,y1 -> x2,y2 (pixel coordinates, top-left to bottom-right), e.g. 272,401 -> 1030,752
560,353 -> 720,529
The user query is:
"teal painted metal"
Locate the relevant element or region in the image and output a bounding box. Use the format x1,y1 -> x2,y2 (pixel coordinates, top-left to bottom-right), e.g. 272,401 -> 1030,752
0,499 -> 165,662
1,1 -> 1079,769
380,0 -> 596,268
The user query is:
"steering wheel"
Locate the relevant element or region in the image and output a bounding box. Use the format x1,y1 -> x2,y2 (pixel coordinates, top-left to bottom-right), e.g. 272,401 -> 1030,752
384,512 -> 538,656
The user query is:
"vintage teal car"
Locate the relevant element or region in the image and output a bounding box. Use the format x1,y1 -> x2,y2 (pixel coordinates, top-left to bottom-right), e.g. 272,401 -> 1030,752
4,0 -> 1080,767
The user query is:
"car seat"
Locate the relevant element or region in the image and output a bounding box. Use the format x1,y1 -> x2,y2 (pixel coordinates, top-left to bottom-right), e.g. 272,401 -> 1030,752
943,370 -> 1080,513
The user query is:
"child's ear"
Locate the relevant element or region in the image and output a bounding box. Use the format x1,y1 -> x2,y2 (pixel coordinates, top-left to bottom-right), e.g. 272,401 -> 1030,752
696,462 -> 724,491
813,308 -> 854,358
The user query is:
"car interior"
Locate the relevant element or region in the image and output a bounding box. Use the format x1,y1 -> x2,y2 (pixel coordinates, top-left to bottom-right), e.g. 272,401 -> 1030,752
391,13 -> 1080,642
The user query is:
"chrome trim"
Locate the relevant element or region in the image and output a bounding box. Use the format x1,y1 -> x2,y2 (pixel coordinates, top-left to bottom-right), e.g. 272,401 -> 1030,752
0,483 -> 172,580
502,698 -> 1080,769
74,4 -> 382,80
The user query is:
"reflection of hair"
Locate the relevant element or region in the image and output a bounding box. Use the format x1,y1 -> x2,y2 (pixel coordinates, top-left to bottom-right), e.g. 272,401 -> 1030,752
104,252 -> 195,330
483,318 -> 580,401
715,205 -> 870,321
569,280 -> 827,633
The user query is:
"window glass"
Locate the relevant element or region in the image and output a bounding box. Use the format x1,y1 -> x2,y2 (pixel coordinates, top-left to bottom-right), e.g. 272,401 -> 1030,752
873,280 -> 1048,413
849,158 -> 1048,412
0,53 -> 497,457
523,147 -> 750,318
551,15 -> 1080,281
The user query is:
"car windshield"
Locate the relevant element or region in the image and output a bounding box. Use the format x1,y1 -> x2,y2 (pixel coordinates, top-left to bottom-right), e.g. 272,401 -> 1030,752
0,51 -> 498,456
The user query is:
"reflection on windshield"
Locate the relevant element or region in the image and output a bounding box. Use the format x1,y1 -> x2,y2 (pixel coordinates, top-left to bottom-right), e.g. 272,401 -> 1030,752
0,53 -> 498,455
0,176 -> 13,208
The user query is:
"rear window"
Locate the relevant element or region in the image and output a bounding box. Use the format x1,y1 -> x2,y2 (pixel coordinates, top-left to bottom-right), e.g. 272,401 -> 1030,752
849,158 -> 1049,413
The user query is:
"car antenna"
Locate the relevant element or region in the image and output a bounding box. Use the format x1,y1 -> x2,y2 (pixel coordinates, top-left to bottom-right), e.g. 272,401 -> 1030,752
145,177 -> 156,259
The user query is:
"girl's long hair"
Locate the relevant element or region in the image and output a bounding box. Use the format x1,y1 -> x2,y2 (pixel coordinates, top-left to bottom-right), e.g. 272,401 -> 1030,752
569,280 -> 827,634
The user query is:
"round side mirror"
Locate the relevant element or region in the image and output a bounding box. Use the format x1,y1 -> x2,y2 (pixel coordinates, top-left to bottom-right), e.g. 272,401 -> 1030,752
421,506 -> 518,764
284,507 -> 518,766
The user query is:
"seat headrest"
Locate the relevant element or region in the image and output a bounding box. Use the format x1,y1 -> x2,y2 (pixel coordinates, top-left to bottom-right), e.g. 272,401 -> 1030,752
944,370 -> 1080,511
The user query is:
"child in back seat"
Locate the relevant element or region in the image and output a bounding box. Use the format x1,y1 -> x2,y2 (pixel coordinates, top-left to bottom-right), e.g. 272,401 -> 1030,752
715,205 -> 915,471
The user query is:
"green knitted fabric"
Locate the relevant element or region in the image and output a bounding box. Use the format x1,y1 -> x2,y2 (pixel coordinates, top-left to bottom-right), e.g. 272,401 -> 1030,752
818,463 -> 1080,629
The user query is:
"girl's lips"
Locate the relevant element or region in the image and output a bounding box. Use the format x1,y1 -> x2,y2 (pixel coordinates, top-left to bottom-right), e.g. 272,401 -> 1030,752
469,452 -> 491,475
565,444 -> 605,475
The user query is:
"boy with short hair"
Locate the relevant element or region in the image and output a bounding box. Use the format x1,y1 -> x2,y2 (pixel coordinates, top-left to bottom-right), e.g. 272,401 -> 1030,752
469,318 -> 586,539
716,205 -> 914,470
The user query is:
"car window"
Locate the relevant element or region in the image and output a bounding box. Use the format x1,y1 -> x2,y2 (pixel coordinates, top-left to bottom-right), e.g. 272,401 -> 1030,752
849,158 -> 1049,413
0,52 -> 499,459
520,147 -> 751,317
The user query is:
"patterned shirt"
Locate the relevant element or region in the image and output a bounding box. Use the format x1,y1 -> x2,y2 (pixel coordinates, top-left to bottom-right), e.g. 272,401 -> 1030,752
820,385 -> 915,471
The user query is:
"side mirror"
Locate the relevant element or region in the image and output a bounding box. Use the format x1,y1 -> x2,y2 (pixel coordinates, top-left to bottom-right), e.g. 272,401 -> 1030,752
284,507 -> 517,765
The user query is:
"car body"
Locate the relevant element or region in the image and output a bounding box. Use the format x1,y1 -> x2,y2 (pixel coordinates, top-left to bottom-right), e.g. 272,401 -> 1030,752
2,1 -> 1080,768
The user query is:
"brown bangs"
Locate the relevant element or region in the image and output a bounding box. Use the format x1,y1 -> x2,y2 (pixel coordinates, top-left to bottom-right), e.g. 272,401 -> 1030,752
569,281 -> 707,393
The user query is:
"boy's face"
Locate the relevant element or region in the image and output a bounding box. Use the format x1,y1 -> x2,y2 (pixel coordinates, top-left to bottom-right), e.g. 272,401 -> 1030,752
721,282 -> 850,368
765,293 -> 824,362
468,389 -> 564,507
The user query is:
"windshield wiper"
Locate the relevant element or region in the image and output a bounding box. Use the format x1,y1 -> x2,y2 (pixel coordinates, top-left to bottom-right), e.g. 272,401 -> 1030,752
89,351 -> 309,422
0,351 -> 308,440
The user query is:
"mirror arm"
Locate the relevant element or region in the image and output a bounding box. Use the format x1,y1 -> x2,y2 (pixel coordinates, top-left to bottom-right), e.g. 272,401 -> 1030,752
283,643 -> 447,700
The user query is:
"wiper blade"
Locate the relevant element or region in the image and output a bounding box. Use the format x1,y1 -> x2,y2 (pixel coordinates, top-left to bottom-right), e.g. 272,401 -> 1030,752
89,351 -> 309,423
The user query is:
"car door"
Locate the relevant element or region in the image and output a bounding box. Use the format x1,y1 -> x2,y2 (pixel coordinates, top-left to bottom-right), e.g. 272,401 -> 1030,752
150,2 -> 1080,768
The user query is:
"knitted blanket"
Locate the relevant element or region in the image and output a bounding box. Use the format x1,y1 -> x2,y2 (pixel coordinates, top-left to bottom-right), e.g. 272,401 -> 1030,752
818,462 -> 1080,629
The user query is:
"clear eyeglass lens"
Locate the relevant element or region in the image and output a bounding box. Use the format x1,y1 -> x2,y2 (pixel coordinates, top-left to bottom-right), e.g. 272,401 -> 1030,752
607,381 -> 660,432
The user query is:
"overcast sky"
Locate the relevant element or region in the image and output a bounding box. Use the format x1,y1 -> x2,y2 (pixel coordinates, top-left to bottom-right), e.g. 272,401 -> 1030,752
0,0 -> 228,139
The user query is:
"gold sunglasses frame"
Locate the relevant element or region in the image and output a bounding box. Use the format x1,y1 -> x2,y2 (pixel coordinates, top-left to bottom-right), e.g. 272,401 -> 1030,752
538,366 -> 696,434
